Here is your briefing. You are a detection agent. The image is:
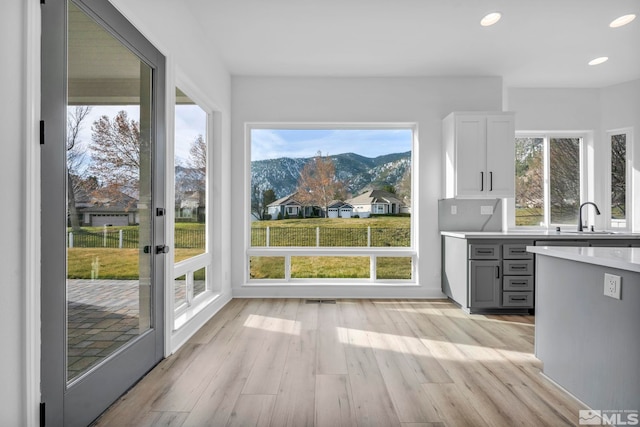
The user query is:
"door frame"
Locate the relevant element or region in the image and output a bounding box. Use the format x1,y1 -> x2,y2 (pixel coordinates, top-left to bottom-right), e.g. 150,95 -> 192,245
40,0 -> 166,425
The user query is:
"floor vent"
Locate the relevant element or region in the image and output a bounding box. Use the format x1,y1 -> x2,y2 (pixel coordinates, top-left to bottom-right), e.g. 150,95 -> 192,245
305,299 -> 337,304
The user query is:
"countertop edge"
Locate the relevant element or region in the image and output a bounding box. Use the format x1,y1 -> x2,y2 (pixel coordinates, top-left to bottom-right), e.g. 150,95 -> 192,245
526,246 -> 640,273
440,231 -> 640,240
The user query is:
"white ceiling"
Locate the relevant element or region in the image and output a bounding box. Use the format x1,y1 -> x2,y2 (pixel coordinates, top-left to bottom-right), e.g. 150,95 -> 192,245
185,0 -> 640,88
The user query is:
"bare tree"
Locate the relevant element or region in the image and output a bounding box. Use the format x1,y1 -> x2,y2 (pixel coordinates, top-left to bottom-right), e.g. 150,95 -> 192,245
296,151 -> 345,218
397,168 -> 412,207
67,105 -> 91,231
89,110 -> 140,202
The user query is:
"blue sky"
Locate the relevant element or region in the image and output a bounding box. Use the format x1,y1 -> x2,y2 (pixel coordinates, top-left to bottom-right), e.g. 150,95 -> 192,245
251,129 -> 413,161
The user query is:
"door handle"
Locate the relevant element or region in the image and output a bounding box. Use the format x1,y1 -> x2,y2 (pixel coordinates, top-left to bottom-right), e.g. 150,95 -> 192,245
155,245 -> 170,254
496,266 -> 500,278
490,172 -> 493,191
480,172 -> 484,191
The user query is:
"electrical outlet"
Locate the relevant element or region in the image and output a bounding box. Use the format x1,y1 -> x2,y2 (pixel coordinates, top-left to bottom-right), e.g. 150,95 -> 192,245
451,205 -> 457,215
480,205 -> 493,215
603,273 -> 621,299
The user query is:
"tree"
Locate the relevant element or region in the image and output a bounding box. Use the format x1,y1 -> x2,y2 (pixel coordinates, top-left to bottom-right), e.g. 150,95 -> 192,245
67,105 -> 91,231
397,169 -> 411,207
251,186 -> 276,220
89,110 -> 140,202
176,134 -> 207,221
611,134 -> 626,218
515,137 -> 543,225
296,151 -> 345,218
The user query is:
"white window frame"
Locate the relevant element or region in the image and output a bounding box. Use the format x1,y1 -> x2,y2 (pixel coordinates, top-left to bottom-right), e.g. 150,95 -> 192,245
513,132 -> 589,229
605,128 -> 633,231
244,122 -> 418,285
170,80 -> 217,332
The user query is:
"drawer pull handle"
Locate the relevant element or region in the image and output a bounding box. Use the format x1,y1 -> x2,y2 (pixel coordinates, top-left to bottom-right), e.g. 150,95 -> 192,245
511,265 -> 527,270
510,297 -> 527,301
511,282 -> 527,286
477,250 -> 493,254
511,249 -> 526,253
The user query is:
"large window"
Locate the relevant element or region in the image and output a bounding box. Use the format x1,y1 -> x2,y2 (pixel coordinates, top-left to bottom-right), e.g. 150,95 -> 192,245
247,125 -> 414,283
174,87 -> 209,320
608,129 -> 632,229
515,135 -> 584,227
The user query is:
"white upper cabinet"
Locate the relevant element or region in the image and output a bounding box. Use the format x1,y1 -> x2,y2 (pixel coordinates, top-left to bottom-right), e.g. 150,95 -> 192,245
443,112 -> 515,198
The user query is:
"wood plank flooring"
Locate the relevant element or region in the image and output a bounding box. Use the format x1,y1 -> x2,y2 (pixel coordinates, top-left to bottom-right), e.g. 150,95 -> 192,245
93,299 -> 586,427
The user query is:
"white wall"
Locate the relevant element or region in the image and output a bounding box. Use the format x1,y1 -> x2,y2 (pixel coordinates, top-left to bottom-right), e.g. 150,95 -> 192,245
1,1 -> 28,424
231,76 -> 503,297
507,88 -> 601,131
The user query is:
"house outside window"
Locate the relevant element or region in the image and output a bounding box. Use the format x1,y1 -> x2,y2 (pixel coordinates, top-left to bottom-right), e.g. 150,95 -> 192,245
247,124 -> 415,282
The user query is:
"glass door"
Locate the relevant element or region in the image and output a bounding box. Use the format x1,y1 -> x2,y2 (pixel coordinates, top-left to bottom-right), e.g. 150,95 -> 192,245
41,1 -> 165,425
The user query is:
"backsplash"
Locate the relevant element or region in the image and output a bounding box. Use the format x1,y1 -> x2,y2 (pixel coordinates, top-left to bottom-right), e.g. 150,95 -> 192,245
438,198 -> 503,232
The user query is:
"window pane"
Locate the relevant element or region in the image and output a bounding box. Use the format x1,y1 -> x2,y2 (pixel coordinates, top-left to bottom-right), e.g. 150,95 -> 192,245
291,256 -> 369,279
66,2 -> 153,382
376,257 -> 412,279
174,88 -> 207,263
193,267 -> 206,299
249,256 -> 285,279
515,137 -> 544,226
611,134 -> 626,227
174,274 -> 187,309
549,138 -> 581,225
250,129 -> 412,247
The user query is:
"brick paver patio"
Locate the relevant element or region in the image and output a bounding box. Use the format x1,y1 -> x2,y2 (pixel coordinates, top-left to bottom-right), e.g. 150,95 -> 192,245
66,278 -> 205,380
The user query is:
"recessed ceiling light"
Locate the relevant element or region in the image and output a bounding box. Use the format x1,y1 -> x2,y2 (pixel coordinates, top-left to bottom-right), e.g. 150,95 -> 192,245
480,12 -> 502,27
588,56 -> 609,66
610,14 -> 636,28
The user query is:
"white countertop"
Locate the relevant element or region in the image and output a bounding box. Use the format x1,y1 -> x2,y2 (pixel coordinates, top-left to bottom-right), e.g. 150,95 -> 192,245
441,230 -> 640,240
527,246 -> 640,273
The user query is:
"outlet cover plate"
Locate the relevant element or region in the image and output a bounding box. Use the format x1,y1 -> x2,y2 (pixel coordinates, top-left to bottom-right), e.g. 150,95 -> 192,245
480,205 -> 493,215
603,273 -> 621,299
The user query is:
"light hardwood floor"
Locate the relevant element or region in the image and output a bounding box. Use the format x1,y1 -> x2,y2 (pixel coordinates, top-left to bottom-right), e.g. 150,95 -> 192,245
93,299 -> 586,426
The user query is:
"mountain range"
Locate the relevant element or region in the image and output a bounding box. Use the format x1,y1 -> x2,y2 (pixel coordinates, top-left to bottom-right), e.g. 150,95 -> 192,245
251,151 -> 411,200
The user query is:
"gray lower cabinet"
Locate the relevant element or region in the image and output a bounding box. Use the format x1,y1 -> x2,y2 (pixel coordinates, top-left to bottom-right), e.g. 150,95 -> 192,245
469,260 -> 501,308
442,235 -> 640,313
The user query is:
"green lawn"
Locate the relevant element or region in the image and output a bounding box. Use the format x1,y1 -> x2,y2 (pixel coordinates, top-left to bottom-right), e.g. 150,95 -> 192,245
67,218 -> 413,280
249,255 -> 412,280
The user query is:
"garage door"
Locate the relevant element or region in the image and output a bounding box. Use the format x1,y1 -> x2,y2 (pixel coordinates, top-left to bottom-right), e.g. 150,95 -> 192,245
91,215 -> 129,227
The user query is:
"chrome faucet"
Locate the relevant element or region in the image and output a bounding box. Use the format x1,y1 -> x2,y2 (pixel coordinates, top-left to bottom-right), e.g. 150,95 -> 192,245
578,202 -> 601,232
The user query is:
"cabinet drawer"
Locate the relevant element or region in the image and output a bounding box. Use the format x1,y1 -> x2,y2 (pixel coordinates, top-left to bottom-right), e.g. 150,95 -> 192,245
469,244 -> 500,260
503,276 -> 533,291
502,291 -> 533,307
503,260 -> 533,275
503,244 -> 533,259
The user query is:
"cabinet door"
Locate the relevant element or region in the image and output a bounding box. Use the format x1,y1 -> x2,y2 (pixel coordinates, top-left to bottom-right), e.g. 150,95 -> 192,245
469,260 -> 501,308
486,114 -> 515,197
455,115 -> 487,197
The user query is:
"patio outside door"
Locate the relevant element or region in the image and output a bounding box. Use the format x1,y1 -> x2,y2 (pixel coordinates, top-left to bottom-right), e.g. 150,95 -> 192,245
41,0 -> 166,425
